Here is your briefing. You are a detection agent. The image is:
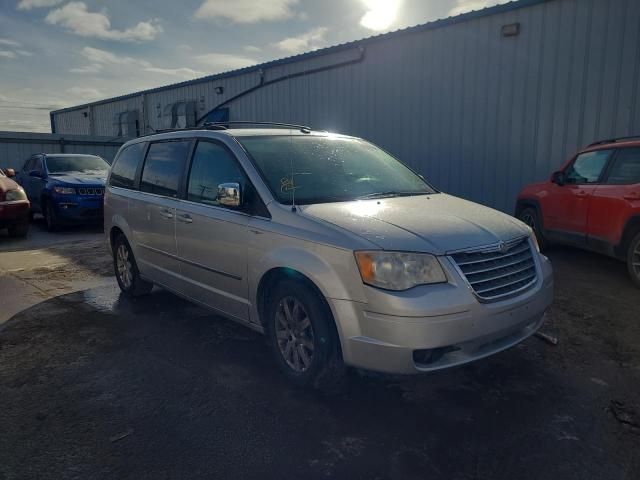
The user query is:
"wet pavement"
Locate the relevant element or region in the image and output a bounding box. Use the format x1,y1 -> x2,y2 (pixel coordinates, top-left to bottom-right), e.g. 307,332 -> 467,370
1,247 -> 639,479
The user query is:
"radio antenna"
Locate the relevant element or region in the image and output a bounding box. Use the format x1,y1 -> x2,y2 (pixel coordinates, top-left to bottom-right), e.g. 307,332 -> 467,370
290,130 -> 297,212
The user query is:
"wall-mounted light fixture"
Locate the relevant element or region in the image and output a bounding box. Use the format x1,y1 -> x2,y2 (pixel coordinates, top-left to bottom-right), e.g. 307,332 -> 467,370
501,23 -> 520,37
215,86 -> 224,94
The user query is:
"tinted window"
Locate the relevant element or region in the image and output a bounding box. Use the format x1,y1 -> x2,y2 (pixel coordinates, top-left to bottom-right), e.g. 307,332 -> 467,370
606,148 -> 640,185
187,141 -> 247,206
565,150 -> 612,184
140,141 -> 191,197
46,155 -> 108,173
238,136 -> 435,205
110,143 -> 145,189
23,157 -> 35,172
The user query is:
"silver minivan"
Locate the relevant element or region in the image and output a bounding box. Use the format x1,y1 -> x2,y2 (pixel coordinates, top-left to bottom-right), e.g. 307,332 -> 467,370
105,123 -> 553,386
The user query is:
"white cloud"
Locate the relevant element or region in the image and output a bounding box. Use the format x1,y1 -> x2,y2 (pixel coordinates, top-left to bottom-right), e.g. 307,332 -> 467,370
274,27 -> 328,54
16,0 -> 63,10
72,47 -> 202,79
144,66 -> 204,77
244,45 -> 262,53
195,52 -> 256,72
195,0 -> 299,23
448,0 -> 504,16
45,2 -> 162,42
69,63 -> 103,74
0,51 -> 17,59
0,38 -> 21,47
16,50 -> 33,56
359,0 -> 402,31
66,86 -> 104,101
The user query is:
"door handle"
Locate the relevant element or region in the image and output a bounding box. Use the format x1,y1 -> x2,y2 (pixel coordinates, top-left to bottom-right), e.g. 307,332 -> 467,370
177,213 -> 193,224
159,208 -> 173,219
574,190 -> 588,198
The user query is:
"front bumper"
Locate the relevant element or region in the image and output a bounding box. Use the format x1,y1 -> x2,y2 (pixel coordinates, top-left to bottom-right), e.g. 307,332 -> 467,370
0,200 -> 29,227
329,251 -> 554,374
51,196 -> 103,223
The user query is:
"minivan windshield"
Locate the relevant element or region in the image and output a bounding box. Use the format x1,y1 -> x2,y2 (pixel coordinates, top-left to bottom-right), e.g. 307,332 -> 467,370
238,135 -> 436,205
46,155 -> 109,174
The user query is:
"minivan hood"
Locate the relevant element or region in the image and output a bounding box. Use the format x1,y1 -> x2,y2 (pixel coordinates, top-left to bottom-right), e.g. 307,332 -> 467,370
299,194 -> 529,254
49,172 -> 106,185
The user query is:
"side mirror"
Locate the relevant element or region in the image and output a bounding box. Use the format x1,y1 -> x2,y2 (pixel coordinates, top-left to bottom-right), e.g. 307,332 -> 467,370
4,168 -> 15,178
551,171 -> 565,186
29,170 -> 42,178
217,182 -> 241,207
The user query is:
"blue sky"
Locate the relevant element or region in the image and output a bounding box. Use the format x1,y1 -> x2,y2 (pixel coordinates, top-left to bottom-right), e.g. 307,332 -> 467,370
0,0 -> 503,132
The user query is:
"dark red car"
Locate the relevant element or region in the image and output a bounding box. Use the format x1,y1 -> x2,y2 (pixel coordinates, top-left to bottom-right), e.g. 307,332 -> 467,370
0,168 -> 30,238
516,136 -> 640,287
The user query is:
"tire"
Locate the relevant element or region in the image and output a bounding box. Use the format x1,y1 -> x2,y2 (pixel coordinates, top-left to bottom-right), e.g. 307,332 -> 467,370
113,234 -> 154,297
518,206 -> 546,249
265,279 -> 344,389
626,232 -> 640,289
43,200 -> 60,232
7,220 -> 29,238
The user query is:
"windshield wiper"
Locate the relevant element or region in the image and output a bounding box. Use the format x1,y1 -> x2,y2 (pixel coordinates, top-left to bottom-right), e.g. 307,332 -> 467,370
357,191 -> 427,200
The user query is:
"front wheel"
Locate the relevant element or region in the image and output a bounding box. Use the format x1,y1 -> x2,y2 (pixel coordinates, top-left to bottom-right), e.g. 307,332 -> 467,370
43,200 -> 59,232
8,220 -> 29,238
113,234 -> 153,297
266,279 -> 344,388
518,207 -> 545,249
627,232 -> 640,289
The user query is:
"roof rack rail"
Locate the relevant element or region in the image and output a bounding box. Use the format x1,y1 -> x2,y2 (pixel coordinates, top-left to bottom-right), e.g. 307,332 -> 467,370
588,135 -> 640,147
140,121 -> 313,138
201,121 -> 312,133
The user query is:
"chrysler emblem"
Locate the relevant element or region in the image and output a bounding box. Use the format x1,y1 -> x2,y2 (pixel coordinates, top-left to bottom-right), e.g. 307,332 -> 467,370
498,241 -> 508,254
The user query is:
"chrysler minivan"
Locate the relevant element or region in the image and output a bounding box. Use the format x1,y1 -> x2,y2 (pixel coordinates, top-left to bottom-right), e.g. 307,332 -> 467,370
105,123 -> 554,386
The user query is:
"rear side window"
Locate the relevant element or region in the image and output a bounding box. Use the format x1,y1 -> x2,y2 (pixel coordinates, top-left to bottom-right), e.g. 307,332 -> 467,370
565,150 -> 612,184
140,140 -> 191,197
606,148 -> 640,185
110,143 -> 145,189
187,141 -> 247,206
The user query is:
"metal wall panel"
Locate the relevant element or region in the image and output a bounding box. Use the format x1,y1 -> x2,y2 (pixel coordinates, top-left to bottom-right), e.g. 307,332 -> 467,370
50,0 -> 640,212
0,131 -> 126,170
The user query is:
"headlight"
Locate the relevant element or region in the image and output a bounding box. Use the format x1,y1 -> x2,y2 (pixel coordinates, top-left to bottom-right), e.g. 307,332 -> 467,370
53,186 -> 76,195
528,227 -> 540,252
354,251 -> 447,291
5,188 -> 27,201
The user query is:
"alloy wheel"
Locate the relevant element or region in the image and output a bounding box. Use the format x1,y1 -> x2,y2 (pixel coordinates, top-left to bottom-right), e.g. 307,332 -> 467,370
275,296 -> 315,372
633,241 -> 640,279
116,244 -> 133,289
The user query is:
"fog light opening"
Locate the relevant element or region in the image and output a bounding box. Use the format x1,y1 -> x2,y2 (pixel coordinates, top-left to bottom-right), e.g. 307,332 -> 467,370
413,345 -> 461,365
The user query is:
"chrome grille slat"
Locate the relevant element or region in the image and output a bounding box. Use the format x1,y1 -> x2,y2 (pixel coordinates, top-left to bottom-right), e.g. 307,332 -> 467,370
474,268 -> 536,293
450,237 -> 538,302
469,261 -> 535,285
452,243 -> 530,266
463,252 -> 532,275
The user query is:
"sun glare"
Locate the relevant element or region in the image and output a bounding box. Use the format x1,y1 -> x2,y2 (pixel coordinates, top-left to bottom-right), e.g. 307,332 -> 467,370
359,0 -> 402,31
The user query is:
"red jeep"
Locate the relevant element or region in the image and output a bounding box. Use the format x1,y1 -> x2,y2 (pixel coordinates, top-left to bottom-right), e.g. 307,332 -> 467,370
516,137 -> 640,287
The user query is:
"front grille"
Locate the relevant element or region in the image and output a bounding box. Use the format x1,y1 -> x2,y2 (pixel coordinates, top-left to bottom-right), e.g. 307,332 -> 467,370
450,237 -> 537,302
78,187 -> 104,196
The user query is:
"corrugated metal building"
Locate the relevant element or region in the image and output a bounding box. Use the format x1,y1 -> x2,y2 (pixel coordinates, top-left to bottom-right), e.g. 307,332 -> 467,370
0,132 -> 126,170
49,0 -> 640,212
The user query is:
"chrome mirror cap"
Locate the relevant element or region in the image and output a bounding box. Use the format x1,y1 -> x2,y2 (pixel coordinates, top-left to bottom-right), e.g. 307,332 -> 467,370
217,182 -> 241,207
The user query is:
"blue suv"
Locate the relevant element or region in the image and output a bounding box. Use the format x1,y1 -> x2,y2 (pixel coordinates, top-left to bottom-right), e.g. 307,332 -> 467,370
17,153 -> 109,231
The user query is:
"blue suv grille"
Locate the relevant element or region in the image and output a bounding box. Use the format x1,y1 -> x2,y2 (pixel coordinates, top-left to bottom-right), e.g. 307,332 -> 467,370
77,187 -> 104,196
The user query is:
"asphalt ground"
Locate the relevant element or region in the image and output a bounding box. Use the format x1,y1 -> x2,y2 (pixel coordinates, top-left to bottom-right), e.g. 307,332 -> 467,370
0,229 -> 639,479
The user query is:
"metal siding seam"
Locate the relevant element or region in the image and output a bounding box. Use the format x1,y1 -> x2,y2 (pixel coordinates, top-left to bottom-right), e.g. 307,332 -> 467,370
593,0 -> 611,138
610,0 -> 628,134
630,14 -> 640,133
576,0 -> 594,147
531,1 -> 547,182
560,0 -> 579,156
